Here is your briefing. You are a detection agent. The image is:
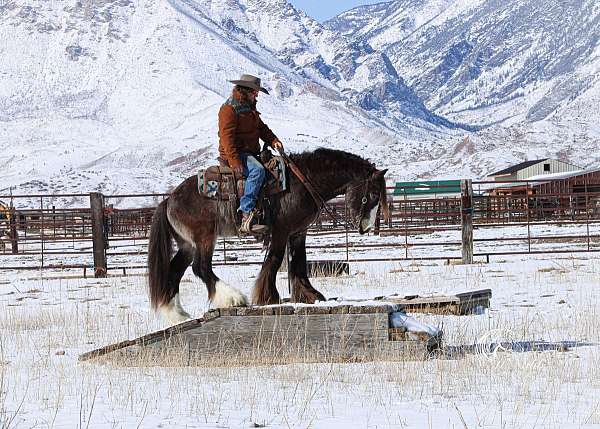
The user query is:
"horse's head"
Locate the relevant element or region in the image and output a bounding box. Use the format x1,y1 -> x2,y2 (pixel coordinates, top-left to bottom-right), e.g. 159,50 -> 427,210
345,169 -> 389,234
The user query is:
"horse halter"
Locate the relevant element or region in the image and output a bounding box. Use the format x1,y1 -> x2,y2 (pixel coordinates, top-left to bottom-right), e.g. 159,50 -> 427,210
346,177 -> 372,229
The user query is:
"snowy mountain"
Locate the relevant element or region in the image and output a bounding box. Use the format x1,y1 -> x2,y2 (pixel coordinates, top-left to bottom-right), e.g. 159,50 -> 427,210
1,0 -> 600,199
191,0 -> 457,127
326,0 -> 600,137
0,0 -> 461,197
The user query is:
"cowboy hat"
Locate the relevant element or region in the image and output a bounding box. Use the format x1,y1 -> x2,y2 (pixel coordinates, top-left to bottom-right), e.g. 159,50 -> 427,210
229,74 -> 270,94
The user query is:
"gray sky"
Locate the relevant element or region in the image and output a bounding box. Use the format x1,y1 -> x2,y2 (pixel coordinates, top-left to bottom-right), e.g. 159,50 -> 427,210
287,0 -> 382,22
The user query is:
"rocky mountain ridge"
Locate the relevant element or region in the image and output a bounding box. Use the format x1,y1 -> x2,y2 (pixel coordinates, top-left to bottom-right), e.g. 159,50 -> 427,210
1,0 -> 599,199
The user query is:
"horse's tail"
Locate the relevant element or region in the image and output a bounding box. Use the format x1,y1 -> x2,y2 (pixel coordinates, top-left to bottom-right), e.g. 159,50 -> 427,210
148,199 -> 173,310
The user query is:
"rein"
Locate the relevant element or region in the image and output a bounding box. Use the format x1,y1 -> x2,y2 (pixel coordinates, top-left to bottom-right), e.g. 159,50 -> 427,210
279,149 -> 341,222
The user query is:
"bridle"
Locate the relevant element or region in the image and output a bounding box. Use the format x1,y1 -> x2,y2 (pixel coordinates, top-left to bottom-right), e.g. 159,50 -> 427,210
345,179 -> 371,229
279,149 -> 376,227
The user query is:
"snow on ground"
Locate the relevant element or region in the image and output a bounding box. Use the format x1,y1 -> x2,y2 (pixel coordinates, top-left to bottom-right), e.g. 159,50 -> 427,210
4,221 -> 600,271
1,250 -> 600,428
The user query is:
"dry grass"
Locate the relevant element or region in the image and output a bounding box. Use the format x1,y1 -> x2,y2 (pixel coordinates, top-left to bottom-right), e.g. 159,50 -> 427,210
0,258 -> 599,427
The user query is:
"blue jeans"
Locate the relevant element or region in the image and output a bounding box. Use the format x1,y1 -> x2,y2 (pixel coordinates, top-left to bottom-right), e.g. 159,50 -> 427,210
239,152 -> 266,213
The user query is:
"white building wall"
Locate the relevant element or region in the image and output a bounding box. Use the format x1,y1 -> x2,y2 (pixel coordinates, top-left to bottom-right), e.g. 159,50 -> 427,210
517,160 -> 580,180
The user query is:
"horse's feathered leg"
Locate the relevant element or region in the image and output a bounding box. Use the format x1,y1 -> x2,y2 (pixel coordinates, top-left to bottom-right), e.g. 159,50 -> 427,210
192,234 -> 248,308
160,248 -> 193,323
288,232 -> 326,304
253,232 -> 287,305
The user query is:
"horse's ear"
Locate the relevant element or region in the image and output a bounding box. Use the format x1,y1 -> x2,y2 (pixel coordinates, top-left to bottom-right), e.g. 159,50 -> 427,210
374,169 -> 388,178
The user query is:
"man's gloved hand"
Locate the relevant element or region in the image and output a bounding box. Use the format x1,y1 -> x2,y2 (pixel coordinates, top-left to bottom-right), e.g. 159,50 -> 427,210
272,140 -> 284,152
232,164 -> 244,177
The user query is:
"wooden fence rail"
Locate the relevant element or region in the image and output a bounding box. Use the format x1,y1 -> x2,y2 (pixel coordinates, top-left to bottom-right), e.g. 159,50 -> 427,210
2,180 -> 600,276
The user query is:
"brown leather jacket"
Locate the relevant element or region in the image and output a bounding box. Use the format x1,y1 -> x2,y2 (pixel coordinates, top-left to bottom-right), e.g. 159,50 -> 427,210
218,91 -> 279,169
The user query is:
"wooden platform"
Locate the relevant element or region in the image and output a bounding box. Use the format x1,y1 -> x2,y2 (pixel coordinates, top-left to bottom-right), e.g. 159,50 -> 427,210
79,303 -> 442,366
378,289 -> 492,315
296,289 -> 492,316
79,290 -> 491,366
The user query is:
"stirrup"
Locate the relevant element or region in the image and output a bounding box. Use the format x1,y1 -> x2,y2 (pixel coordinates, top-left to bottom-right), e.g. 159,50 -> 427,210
240,211 -> 253,233
240,211 -> 268,235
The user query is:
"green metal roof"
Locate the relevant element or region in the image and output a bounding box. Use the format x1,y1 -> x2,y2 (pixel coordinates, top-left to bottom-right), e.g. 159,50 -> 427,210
394,180 -> 461,196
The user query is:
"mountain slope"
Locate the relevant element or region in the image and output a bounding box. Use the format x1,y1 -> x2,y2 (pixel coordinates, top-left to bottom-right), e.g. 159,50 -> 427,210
185,0 -> 456,127
0,0 -> 457,196
327,0 -> 600,128
3,0 -> 600,199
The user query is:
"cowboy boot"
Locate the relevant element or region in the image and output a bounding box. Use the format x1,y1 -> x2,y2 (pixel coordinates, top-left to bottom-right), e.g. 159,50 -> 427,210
240,210 -> 268,234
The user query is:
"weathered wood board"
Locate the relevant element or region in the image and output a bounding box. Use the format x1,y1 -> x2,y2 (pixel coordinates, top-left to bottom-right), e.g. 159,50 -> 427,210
372,289 -> 491,315
388,289 -> 491,315
79,303 -> 442,366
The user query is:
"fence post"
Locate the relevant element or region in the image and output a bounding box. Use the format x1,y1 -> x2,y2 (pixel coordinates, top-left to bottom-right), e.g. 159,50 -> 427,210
90,192 -> 107,277
461,179 -> 474,264
8,208 -> 18,254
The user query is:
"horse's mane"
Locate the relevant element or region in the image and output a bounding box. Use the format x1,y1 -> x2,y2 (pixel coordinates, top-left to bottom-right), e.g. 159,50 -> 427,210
289,148 -> 376,179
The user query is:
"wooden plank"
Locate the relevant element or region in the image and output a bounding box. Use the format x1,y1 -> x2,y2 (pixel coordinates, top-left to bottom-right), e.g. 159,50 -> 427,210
271,305 -> 297,315
329,305 -> 351,314
203,309 -> 220,320
187,313 -> 389,335
233,303 -> 397,316
373,289 -> 492,315
91,312 -> 424,365
79,318 -> 203,361
218,307 -> 238,316
380,340 -> 431,358
109,337 -> 425,366
150,312 -> 395,363
455,289 -> 492,300
294,306 -> 332,315
183,329 -> 389,356
349,304 -> 399,314
235,307 -> 274,316
79,338 -> 137,361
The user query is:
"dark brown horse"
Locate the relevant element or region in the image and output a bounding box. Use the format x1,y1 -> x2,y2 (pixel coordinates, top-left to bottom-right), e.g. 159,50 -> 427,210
148,148 -> 389,324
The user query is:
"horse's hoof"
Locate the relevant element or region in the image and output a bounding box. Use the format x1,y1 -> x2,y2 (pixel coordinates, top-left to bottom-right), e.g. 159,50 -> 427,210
213,281 -> 248,308
292,289 -> 326,304
159,294 -> 192,325
252,297 -> 281,306
164,312 -> 191,325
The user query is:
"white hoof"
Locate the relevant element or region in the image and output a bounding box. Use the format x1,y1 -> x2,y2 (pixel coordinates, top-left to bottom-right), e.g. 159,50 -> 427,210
159,294 -> 191,325
212,281 -> 248,308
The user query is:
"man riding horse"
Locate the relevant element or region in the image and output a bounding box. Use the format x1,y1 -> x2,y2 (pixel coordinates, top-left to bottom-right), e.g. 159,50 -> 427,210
218,74 -> 284,233
147,74 -> 390,324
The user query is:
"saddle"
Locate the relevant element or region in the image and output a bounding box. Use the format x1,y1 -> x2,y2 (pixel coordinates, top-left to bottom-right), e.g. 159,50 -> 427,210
197,153 -> 287,235
197,154 -> 287,201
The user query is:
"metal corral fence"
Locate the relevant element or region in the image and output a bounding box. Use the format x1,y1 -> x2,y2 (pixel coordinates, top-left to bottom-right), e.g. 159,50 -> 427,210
1,177 -> 600,276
